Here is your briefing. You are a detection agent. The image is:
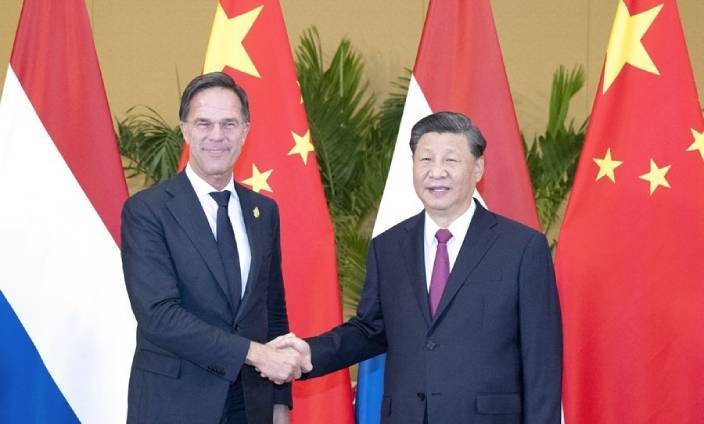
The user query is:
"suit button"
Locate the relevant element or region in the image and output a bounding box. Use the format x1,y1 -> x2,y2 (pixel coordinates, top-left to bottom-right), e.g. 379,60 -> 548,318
417,392 -> 426,401
234,324 -> 240,331
426,341 -> 437,350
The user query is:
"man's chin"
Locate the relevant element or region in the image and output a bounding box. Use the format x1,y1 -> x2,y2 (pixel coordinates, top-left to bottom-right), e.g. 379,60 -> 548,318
202,166 -> 235,178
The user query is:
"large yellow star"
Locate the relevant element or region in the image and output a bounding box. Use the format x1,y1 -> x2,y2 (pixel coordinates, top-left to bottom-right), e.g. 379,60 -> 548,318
639,159 -> 671,195
602,1 -> 663,94
593,148 -> 623,182
686,128 -> 704,160
288,130 -> 315,165
203,4 -> 263,78
242,164 -> 273,193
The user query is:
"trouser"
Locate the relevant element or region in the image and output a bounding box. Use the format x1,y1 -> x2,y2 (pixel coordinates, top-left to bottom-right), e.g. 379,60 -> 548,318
220,376 -> 247,424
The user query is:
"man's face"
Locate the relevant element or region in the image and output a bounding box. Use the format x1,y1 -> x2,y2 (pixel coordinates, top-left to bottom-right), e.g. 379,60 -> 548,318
180,87 -> 249,188
412,132 -> 484,225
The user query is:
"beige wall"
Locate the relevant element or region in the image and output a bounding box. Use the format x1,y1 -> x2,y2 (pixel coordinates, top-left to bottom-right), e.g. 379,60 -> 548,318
1,0 -> 703,139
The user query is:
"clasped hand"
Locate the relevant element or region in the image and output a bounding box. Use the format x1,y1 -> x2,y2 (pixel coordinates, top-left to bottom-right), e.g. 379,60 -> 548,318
246,333 -> 312,385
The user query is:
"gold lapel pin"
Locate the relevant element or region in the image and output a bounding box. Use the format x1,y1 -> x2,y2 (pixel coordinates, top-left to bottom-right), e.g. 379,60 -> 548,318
253,207 -> 260,219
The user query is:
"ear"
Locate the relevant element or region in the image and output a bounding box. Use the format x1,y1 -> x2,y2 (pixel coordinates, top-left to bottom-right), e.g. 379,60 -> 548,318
179,122 -> 190,145
241,122 -> 251,144
473,157 -> 485,181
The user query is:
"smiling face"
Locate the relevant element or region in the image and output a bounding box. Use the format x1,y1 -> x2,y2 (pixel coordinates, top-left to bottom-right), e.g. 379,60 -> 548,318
412,131 -> 484,227
180,86 -> 249,190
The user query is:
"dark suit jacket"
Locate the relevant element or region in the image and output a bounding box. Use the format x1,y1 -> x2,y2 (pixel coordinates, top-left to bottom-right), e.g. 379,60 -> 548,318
306,201 -> 562,424
121,172 -> 290,424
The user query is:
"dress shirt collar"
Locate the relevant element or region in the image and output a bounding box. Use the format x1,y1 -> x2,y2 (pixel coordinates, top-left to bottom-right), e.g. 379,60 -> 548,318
185,164 -> 238,200
424,199 -> 476,247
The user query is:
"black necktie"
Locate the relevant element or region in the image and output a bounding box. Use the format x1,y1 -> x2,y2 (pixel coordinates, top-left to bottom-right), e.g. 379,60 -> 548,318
209,191 -> 242,314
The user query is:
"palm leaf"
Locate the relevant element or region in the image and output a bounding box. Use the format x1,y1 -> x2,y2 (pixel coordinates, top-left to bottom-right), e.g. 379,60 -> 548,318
116,106 -> 183,186
525,65 -> 588,236
296,27 -> 398,311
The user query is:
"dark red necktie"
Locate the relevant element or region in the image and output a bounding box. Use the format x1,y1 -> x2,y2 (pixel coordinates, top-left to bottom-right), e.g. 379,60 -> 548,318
429,229 -> 452,315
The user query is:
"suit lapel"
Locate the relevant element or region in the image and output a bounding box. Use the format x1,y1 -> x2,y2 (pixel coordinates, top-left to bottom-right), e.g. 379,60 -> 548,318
165,173 -> 233,312
431,201 -> 499,326
400,212 -> 432,327
233,183 -> 261,323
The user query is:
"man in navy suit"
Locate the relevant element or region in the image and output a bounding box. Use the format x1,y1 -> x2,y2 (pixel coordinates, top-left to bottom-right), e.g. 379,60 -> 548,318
121,72 -> 309,424
275,112 -> 562,423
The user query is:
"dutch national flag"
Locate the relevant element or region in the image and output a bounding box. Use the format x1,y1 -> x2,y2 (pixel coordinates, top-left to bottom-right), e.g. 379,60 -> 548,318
355,1 -> 540,422
0,1 -> 135,422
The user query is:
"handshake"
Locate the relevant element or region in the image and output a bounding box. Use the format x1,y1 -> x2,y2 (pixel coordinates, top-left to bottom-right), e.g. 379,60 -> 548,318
245,333 -> 312,385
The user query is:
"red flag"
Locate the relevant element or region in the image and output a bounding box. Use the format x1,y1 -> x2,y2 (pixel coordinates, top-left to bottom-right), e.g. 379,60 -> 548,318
414,0 -> 540,229
360,1 -> 541,421
179,1 -> 354,422
0,0 -> 133,421
556,0 -> 704,422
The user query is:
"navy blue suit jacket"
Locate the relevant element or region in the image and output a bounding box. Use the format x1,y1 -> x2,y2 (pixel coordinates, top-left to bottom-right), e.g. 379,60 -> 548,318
306,201 -> 562,424
121,172 -> 290,423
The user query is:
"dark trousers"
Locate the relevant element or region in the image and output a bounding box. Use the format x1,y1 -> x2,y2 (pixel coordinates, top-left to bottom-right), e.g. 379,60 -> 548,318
220,377 -> 247,424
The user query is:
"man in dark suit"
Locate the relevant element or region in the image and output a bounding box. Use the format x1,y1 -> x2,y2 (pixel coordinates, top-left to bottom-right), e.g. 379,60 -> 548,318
121,72 -> 309,424
275,112 -> 562,423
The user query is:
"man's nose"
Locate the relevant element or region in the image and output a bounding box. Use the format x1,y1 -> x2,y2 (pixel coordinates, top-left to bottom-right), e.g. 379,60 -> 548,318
209,123 -> 226,139
428,161 -> 447,178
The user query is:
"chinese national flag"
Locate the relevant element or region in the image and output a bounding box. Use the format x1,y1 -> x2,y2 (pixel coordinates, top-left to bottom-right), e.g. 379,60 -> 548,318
556,0 -> 704,422
179,1 -> 354,422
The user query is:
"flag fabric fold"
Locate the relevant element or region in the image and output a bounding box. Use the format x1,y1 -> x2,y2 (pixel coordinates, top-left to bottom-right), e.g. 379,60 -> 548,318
556,0 -> 704,422
356,1 -> 540,422
0,0 -> 134,422
181,1 -> 355,422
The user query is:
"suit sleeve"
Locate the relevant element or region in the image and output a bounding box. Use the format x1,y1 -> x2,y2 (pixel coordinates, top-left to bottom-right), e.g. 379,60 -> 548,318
518,233 -> 562,424
304,239 -> 387,378
265,204 -> 293,406
121,195 -> 250,383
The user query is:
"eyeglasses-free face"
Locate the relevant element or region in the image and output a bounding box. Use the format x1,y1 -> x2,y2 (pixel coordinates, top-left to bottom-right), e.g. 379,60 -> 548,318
180,87 -> 250,190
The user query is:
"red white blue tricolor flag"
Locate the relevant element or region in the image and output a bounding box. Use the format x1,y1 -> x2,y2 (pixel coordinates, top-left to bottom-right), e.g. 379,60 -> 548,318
0,0 -> 134,422
356,0 -> 540,422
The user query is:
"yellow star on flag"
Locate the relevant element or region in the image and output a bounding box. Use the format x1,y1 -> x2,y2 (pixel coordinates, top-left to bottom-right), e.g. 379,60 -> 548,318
686,128 -> 704,160
639,159 -> 671,195
242,163 -> 273,193
203,4 -> 263,78
288,130 -> 315,165
602,1 -> 663,93
593,148 -> 623,182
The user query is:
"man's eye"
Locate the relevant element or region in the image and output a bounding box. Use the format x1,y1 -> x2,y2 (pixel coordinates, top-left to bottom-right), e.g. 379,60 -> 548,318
223,122 -> 238,130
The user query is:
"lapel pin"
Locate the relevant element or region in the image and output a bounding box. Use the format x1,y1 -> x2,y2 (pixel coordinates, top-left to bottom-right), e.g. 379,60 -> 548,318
253,207 -> 260,219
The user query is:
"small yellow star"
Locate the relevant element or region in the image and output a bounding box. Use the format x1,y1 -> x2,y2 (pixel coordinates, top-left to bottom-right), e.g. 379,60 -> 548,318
288,130 -> 315,165
593,148 -> 623,182
253,207 -> 260,219
602,1 -> 663,93
686,128 -> 704,160
203,4 -> 263,78
639,159 -> 671,195
242,164 -> 273,193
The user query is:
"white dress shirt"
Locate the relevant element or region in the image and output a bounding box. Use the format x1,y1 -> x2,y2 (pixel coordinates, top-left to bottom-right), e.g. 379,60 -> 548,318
423,201 -> 476,291
186,165 -> 251,298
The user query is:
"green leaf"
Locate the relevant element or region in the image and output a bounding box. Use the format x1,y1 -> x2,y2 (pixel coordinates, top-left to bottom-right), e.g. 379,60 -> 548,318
116,106 -> 183,186
296,27 -> 398,310
525,65 -> 588,235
